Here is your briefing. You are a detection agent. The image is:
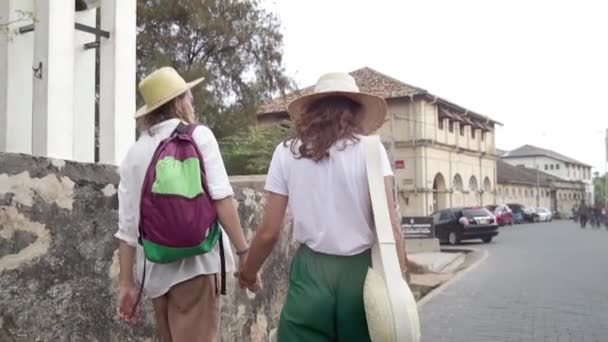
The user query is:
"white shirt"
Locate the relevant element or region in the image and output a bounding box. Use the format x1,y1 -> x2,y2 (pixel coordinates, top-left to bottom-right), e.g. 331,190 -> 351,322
115,118 -> 235,298
265,137 -> 393,256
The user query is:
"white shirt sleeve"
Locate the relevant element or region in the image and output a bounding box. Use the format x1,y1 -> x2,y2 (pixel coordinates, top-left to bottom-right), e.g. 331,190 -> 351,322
115,154 -> 139,247
193,126 -> 234,200
265,144 -> 289,196
378,139 -> 394,177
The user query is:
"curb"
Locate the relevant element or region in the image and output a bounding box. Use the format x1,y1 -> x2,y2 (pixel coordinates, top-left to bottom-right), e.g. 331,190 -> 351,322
417,248 -> 489,309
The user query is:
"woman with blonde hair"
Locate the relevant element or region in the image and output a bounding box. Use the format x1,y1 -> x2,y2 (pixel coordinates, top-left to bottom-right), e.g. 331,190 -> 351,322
239,72 -> 410,341
115,67 -> 251,342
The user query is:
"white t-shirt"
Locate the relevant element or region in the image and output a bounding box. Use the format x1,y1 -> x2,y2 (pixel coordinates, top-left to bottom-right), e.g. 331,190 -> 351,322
115,118 -> 235,298
265,137 -> 393,256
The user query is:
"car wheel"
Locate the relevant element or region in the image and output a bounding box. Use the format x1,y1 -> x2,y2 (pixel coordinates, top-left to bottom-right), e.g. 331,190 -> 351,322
533,216 -> 539,223
482,236 -> 493,243
448,232 -> 460,246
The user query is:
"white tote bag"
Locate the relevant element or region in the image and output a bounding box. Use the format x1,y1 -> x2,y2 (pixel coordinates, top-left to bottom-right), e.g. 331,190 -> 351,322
363,135 -> 421,342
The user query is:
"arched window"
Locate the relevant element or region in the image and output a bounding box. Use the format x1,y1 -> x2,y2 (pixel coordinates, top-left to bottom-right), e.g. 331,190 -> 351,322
483,177 -> 492,193
469,176 -> 478,192
453,174 -> 464,191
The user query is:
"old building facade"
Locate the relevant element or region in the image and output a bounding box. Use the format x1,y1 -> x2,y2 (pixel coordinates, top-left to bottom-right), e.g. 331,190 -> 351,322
501,145 -> 593,205
496,160 -> 586,216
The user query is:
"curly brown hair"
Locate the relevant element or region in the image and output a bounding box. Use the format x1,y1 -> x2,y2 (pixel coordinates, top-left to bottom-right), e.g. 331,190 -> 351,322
287,95 -> 363,161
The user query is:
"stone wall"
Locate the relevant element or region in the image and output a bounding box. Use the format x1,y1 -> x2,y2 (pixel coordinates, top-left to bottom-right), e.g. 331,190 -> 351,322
0,153 -> 296,342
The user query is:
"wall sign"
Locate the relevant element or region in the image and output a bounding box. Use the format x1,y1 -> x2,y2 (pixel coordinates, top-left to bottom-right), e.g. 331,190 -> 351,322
401,216 -> 435,239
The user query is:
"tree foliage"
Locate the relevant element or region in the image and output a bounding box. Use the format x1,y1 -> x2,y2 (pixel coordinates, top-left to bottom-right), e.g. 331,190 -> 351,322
220,123 -> 291,175
593,173 -> 608,206
136,0 -> 291,139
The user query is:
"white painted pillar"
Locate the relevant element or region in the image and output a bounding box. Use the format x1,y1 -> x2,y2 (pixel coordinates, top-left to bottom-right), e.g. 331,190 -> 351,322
31,0 -> 75,160
73,9 -> 97,162
0,0 -> 35,154
99,0 -> 136,165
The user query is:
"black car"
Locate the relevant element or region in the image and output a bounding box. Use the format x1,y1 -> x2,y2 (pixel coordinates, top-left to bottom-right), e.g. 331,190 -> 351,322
432,207 -> 500,245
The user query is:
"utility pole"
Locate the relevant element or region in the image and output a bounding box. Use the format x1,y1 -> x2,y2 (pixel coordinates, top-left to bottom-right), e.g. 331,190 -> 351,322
536,156 -> 540,207
605,129 -> 607,209
389,113 -> 399,210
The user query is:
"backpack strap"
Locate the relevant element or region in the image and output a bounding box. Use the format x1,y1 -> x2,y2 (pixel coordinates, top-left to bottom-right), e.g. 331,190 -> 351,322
174,121 -> 227,296
173,121 -> 196,136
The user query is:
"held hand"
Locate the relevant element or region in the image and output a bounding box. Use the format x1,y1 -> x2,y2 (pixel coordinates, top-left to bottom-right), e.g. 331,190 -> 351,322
118,283 -> 140,327
238,270 -> 263,293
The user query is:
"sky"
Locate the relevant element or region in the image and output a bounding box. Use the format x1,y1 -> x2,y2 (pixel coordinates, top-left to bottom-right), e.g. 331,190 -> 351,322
262,0 -> 608,172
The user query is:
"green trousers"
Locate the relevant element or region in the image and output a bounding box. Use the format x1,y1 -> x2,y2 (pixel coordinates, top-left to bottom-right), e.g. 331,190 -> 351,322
277,245 -> 372,342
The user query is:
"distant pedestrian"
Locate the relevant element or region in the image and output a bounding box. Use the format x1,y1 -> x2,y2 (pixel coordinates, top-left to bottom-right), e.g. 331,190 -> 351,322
115,67 -> 250,342
579,201 -> 589,228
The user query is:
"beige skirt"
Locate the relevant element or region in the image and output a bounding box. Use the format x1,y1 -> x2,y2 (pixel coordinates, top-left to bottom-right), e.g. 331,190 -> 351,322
151,274 -> 219,342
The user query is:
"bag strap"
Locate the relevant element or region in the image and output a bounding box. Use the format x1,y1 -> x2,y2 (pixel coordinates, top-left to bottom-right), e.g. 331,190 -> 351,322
175,121 -> 227,295
364,135 -> 417,341
363,135 -> 398,274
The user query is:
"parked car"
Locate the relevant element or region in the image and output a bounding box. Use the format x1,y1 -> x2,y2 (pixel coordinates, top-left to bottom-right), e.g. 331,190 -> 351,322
535,208 -> 553,222
432,207 -> 500,245
522,206 -> 537,222
485,204 -> 513,226
507,203 -> 526,224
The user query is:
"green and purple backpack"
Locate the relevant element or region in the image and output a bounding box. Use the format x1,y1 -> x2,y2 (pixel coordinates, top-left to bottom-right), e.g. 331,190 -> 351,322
132,122 -> 226,310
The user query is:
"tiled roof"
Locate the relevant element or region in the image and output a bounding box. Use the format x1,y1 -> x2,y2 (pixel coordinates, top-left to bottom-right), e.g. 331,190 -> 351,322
502,144 -> 590,167
497,160 -> 560,186
257,67 -> 500,125
495,148 -> 507,157
257,67 -> 424,115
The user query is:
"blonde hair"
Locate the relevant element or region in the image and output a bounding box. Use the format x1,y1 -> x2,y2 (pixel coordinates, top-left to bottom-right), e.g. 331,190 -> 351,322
136,90 -> 196,133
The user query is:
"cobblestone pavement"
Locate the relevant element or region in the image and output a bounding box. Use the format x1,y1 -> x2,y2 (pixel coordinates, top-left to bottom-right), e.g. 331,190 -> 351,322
419,220 -> 608,342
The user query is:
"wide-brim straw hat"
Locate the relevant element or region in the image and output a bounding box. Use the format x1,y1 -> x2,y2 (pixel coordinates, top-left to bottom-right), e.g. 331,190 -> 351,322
135,67 -> 204,118
287,72 -> 388,135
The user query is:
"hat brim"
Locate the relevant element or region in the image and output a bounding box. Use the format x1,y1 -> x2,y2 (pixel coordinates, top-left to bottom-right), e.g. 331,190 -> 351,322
134,77 -> 205,119
287,90 -> 388,135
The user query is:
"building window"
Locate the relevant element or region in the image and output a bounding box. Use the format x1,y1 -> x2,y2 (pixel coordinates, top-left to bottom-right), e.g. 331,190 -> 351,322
459,124 -> 465,136
556,164 -> 560,170
469,176 -> 478,192
453,174 -> 464,191
471,128 -> 476,139
544,164 -> 548,170
448,121 -> 454,133
438,118 -> 444,130
550,165 -> 554,170
481,132 -> 485,141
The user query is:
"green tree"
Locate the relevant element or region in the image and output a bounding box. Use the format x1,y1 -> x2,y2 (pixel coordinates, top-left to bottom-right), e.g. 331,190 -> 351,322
136,0 -> 291,139
220,123 -> 291,175
593,173 -> 607,206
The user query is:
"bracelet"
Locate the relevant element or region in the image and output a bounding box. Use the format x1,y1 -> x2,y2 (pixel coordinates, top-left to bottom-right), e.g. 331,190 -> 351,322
236,247 -> 249,256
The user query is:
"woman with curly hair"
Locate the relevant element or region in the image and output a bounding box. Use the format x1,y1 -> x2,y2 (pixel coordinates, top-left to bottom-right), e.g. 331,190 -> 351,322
238,72 -> 409,341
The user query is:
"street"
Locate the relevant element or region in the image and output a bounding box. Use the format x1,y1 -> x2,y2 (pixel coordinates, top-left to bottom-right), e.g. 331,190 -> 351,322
419,220 -> 608,342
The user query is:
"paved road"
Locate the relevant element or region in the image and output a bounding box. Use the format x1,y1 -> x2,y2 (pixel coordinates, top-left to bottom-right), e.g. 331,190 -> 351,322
420,220 -> 608,342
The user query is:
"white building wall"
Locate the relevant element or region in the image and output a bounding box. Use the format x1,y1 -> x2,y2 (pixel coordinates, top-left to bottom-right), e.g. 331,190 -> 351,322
73,9 -> 97,162
0,0 -> 35,154
1,0 -> 134,164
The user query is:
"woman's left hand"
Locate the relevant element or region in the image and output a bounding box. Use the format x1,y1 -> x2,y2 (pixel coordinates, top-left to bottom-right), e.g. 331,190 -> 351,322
238,269 -> 263,292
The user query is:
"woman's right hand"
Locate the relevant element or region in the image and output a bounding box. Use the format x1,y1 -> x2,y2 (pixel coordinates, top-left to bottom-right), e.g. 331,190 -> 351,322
238,270 -> 263,292
118,282 -> 139,326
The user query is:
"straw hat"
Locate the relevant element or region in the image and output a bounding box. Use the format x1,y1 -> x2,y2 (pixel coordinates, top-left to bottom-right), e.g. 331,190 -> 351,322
287,72 -> 388,134
135,67 -> 204,118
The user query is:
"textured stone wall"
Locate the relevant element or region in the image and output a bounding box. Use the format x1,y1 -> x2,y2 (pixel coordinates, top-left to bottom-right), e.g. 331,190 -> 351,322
0,153 -> 295,342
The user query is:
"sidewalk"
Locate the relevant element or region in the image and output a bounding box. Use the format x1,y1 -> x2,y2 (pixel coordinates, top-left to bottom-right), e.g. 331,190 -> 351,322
408,251 -> 467,300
